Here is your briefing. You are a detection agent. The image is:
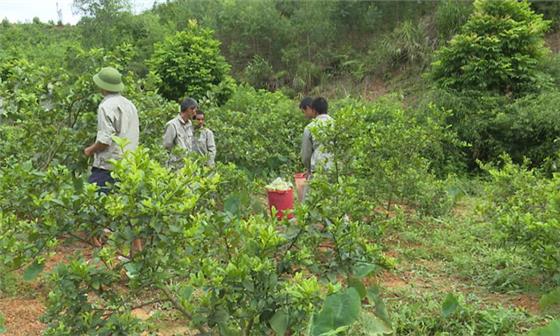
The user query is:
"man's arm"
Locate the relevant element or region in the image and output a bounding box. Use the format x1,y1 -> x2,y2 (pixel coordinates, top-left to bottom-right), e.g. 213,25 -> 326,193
84,142 -> 109,156
85,106 -> 114,156
162,123 -> 176,150
301,127 -> 313,172
206,130 -> 216,166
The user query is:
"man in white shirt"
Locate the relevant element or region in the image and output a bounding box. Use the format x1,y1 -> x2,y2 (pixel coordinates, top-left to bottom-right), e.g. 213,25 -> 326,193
163,97 -> 198,168
84,66 -> 139,193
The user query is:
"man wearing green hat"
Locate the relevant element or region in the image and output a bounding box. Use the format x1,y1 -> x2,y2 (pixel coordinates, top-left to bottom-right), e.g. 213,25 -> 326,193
84,66 -> 140,192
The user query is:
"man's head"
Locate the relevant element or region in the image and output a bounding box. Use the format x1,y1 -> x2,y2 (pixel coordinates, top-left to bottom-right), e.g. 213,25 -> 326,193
299,96 -> 315,119
180,97 -> 198,121
93,67 -> 124,94
311,97 -> 328,115
194,111 -> 205,128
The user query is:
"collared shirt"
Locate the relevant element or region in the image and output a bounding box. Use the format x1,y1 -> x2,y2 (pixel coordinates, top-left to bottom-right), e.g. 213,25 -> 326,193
193,127 -> 216,166
163,114 -> 194,151
163,114 -> 193,167
301,114 -> 334,173
93,93 -> 140,170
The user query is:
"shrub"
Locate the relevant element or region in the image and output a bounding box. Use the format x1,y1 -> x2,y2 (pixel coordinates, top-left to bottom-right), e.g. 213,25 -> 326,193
206,85 -> 306,177
427,88 -> 560,167
0,147 -> 390,335
431,0 -> 551,96
368,20 -> 433,76
530,0 -> 560,30
435,0 -> 473,41
148,20 -> 234,103
494,91 -> 560,164
479,156 -> 560,276
309,96 -> 457,217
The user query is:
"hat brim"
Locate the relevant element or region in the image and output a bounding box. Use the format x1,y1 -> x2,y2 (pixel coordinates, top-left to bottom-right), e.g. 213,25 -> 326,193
93,74 -> 124,93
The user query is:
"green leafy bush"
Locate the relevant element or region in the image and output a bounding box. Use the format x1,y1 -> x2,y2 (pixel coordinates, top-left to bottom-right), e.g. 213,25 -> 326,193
530,0 -> 560,29
479,156 -> 560,276
431,0 -> 551,96
493,91 -> 560,164
368,20 -> 434,75
311,96 -> 457,217
207,85 -> 306,177
243,55 -> 287,91
435,0 -> 473,41
0,46 -> 140,171
148,20 -> 235,103
427,88 -> 560,167
0,145 -> 390,335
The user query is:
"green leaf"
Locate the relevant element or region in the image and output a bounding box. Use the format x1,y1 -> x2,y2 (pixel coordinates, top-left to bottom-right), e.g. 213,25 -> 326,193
353,263 -> 377,278
311,287 -> 361,336
529,320 -> 560,336
539,288 -> 560,310
366,287 -> 391,327
180,286 -> 194,301
359,311 -> 392,335
23,261 -> 44,281
218,323 -> 241,336
224,194 -> 240,215
316,326 -> 350,336
442,293 -> 459,318
169,224 -> 182,233
124,262 -> 138,278
348,277 -> 367,299
270,309 -> 289,335
209,308 -> 229,325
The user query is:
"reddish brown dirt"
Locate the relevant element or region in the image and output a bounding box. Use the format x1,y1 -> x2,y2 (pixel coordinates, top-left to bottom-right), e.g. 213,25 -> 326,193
483,292 -> 541,315
0,242 -> 93,336
511,295 -> 540,315
371,270 -> 408,289
43,243 -> 84,272
0,298 -> 45,336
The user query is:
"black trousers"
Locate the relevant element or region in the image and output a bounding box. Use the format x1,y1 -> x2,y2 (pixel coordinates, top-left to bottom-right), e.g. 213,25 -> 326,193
87,167 -> 115,194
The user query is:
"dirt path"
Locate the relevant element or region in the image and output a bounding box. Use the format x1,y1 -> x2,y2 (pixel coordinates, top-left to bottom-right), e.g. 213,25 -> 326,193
0,298 -> 45,336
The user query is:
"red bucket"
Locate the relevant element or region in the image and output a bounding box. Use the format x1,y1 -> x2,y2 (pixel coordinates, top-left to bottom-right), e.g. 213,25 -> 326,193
267,188 -> 294,220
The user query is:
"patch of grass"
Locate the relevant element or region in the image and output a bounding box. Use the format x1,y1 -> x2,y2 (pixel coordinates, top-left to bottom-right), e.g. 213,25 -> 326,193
0,270 -> 40,299
388,196 -> 542,292
378,188 -> 554,334
0,272 -> 20,297
387,290 -> 542,335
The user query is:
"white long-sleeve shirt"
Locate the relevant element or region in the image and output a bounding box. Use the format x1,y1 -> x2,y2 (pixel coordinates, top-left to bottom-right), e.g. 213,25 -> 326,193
301,114 -> 334,173
193,127 -> 216,167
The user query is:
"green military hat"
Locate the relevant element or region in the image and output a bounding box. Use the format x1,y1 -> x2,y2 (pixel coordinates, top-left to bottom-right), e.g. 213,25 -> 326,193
93,67 -> 124,93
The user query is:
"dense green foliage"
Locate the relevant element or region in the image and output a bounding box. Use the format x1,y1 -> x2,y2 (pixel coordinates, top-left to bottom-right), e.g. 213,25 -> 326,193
479,156 -> 560,276
0,147 -> 394,334
426,0 -> 560,167
148,20 -> 234,103
1,0 -> 560,334
427,86 -> 560,167
206,85 -> 306,177
310,97 -> 457,217
431,0 -> 551,96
